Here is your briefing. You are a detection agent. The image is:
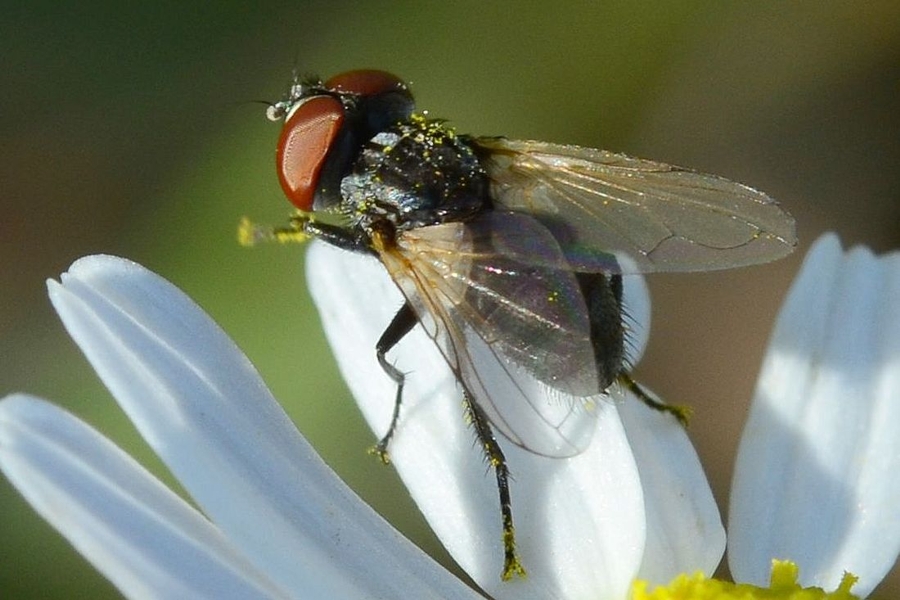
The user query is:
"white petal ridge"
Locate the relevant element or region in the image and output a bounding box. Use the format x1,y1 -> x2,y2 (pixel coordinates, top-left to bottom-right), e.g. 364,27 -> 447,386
729,234 -> 900,597
46,254 -> 478,599
306,241 -> 654,599
0,394 -> 287,600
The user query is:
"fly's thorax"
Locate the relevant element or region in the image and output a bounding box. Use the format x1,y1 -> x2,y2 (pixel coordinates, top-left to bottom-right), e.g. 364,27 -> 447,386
340,115 -> 491,232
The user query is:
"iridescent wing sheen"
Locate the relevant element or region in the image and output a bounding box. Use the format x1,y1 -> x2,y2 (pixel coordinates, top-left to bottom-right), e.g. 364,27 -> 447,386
379,211 -> 606,457
474,137 -> 797,274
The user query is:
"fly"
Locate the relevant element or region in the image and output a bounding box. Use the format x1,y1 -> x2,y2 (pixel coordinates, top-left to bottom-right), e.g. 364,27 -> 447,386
240,69 -> 796,580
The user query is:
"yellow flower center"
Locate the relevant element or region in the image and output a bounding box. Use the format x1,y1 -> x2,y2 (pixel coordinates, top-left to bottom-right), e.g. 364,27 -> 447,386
631,561 -> 859,600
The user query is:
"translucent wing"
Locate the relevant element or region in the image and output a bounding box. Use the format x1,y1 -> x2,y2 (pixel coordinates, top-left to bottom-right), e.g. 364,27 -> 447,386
475,137 -> 797,273
379,211 -> 606,457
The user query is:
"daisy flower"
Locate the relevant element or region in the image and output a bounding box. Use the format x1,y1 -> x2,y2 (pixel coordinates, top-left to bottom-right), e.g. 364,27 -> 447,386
0,249 -> 719,599
1,232 -> 897,598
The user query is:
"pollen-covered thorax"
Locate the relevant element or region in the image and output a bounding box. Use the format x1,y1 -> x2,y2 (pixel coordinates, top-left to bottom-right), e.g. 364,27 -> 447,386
341,114 -> 491,231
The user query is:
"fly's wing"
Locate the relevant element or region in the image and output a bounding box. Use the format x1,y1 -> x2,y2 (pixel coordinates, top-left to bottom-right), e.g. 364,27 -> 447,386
475,137 -> 797,273
379,211 -> 605,457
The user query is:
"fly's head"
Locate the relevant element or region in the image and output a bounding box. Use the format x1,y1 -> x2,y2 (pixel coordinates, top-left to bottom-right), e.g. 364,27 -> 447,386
268,70 -> 415,216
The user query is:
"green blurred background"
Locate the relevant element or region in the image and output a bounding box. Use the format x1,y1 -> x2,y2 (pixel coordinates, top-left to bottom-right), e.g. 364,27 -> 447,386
3,1 -> 899,597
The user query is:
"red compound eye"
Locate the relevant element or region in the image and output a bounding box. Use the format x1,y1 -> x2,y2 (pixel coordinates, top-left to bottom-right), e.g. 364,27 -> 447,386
325,69 -> 406,97
276,95 -> 344,211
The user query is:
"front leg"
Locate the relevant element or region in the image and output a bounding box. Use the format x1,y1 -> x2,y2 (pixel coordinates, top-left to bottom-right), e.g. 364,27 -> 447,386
369,302 -> 418,463
238,212 -> 375,256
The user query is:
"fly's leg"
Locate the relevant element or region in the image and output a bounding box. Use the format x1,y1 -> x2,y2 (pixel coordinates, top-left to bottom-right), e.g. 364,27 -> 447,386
369,302 -> 418,464
370,305 -> 526,579
577,272 -> 692,423
463,391 -> 527,581
238,213 -> 375,254
617,371 -> 692,426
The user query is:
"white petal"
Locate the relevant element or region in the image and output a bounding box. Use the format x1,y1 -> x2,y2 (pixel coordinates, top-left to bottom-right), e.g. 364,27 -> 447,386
0,394 -> 287,600
729,233 -> 900,597
307,241 -> 648,600
48,255 -> 476,600
618,391 -> 725,584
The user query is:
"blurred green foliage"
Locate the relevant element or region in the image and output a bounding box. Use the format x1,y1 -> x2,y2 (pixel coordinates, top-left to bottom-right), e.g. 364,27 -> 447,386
2,1 -> 899,597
